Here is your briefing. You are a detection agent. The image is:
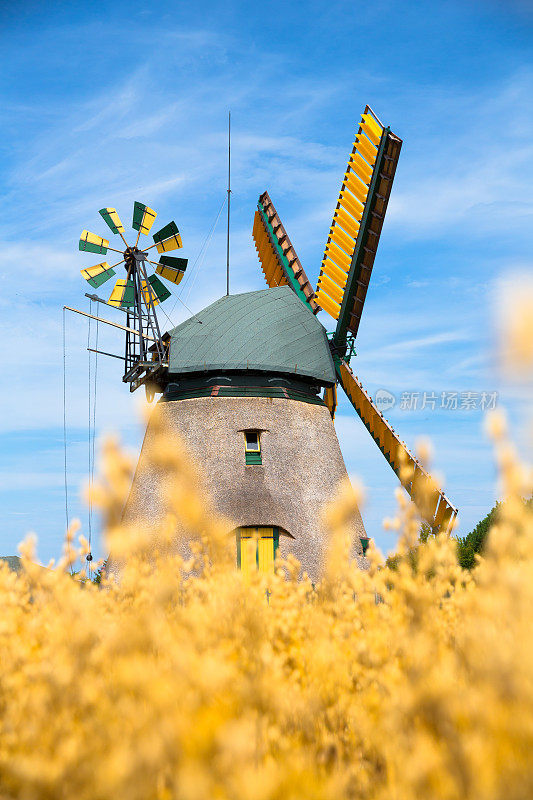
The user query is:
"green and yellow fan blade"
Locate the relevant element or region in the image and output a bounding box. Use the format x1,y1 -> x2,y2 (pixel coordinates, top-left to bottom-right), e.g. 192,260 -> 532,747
252,191 -> 320,313
316,107 -> 402,350
81,262 -> 116,288
141,279 -> 159,307
79,230 -> 109,255
132,202 -> 157,235
99,208 -> 125,235
143,274 -> 171,304
152,221 -> 183,253
108,279 -> 135,308
336,359 -> 457,532
156,255 -> 188,287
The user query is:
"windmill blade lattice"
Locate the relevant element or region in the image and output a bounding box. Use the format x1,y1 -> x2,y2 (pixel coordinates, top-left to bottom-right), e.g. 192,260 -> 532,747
252,191 -> 320,314
78,201 -> 188,392
316,107 -> 402,352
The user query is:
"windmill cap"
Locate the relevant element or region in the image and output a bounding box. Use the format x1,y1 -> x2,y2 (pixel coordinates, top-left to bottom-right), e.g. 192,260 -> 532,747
167,286 -> 336,384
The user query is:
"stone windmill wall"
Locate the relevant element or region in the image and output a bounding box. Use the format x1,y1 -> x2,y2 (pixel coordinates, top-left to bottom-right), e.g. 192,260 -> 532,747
119,394 -> 366,582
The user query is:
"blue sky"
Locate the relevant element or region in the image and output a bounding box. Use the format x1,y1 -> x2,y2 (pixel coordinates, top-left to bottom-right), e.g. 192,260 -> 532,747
0,0 -> 532,564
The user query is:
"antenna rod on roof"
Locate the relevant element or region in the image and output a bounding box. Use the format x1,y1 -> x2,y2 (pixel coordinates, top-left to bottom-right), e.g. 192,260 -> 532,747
226,110 -> 231,296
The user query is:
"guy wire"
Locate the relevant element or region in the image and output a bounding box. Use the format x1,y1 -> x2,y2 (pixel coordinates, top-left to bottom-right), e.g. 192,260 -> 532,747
62,307 -> 74,576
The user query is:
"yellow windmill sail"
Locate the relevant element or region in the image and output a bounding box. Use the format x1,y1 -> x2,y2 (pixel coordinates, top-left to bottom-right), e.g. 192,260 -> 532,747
252,191 -> 320,313
337,359 -> 457,532
316,107 -> 402,345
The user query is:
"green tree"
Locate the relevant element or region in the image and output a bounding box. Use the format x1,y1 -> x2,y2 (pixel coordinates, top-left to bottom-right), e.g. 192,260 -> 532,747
455,503 -> 500,569
456,498 -> 533,569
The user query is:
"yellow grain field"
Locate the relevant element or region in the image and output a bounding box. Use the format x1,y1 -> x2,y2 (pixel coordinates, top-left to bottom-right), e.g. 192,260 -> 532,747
1,292 -> 532,800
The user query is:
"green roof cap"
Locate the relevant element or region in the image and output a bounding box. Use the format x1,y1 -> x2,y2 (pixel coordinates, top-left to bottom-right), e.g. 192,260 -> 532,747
167,286 -> 336,384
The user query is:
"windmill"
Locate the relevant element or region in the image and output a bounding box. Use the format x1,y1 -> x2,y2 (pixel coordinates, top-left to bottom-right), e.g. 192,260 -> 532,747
73,106 -> 457,581
77,202 -> 188,396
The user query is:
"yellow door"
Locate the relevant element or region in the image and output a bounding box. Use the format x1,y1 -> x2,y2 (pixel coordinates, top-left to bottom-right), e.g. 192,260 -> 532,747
257,527 -> 275,572
239,531 -> 256,576
237,527 -> 278,573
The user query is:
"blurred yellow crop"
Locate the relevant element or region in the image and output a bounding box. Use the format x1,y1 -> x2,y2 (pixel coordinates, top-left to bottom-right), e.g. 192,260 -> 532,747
1,299 -> 533,799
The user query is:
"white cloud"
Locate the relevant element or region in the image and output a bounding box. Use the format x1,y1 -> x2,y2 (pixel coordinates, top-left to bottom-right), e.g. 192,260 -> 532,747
386,71 -> 533,237
1,17 -> 531,563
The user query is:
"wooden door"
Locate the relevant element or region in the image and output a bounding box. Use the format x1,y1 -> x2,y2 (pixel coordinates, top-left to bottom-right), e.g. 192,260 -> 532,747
236,527 -> 279,573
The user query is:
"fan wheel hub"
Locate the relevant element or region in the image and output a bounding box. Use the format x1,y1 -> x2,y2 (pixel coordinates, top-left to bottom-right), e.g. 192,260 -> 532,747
124,246 -> 143,271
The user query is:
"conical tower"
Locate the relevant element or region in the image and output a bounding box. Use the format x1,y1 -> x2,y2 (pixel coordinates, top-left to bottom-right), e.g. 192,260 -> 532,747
120,286 -> 367,581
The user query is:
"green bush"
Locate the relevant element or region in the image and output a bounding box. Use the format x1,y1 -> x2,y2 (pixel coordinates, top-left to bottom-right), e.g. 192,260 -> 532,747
456,503 -> 501,569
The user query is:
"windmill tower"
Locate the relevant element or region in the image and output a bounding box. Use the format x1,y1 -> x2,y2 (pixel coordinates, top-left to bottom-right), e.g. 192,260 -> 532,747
75,106 -> 457,581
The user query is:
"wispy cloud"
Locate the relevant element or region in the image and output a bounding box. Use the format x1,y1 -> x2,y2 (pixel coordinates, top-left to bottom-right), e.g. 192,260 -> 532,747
1,2 -> 531,561
387,71 -> 533,237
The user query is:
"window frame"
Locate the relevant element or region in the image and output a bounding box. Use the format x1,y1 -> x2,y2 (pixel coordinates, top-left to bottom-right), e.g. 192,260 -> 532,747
244,430 -> 261,452
244,430 -> 262,465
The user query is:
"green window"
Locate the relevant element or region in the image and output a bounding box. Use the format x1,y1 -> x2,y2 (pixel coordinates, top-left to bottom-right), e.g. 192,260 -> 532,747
244,430 -> 262,465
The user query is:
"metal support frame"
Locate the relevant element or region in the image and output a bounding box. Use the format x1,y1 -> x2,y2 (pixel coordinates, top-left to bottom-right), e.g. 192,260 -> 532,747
345,333 -> 357,364
327,330 -> 357,364
122,250 -> 166,391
